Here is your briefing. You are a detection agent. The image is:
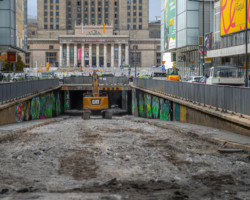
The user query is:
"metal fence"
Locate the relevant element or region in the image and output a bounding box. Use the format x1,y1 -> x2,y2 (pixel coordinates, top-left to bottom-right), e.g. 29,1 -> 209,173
0,79 -> 59,104
63,76 -> 129,85
134,78 -> 250,116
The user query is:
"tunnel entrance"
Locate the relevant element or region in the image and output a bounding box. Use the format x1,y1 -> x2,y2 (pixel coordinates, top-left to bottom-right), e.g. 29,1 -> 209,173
69,90 -> 131,112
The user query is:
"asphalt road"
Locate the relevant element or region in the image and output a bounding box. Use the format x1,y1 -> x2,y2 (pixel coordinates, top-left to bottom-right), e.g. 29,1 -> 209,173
0,116 -> 249,200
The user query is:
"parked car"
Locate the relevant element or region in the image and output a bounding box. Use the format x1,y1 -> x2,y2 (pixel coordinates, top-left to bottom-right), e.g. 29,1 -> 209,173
199,76 -> 207,84
187,76 -> 202,83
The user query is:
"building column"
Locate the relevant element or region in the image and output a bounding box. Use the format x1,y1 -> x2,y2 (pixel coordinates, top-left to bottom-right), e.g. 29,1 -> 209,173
81,44 -> 85,67
66,44 -> 70,67
89,43 -> 92,67
118,43 -> 122,67
59,43 -> 63,67
74,44 -> 77,67
125,44 -> 129,65
96,44 -> 100,67
104,44 -> 107,68
111,43 -> 114,68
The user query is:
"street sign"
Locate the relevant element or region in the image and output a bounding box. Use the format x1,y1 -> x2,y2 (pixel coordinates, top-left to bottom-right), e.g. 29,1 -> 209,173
161,61 -> 166,65
7,52 -> 17,62
162,65 -> 166,72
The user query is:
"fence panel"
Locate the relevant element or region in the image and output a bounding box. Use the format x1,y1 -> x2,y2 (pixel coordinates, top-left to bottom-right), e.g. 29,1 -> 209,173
133,78 -> 250,116
0,79 -> 59,104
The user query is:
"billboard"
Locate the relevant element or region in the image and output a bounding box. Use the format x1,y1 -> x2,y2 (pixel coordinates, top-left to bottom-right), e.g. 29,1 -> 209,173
164,0 -> 176,50
221,0 -> 250,36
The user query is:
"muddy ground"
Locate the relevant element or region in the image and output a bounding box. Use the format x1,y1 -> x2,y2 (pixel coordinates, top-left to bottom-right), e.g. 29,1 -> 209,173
0,116 -> 249,200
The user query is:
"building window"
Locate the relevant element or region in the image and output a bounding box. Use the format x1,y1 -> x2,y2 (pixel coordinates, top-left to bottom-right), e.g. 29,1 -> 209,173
50,25 -> 53,29
50,6 -> 53,10
56,24 -> 59,29
25,53 -> 30,65
77,7 -> 81,12
46,53 -> 57,65
157,46 -> 161,50
157,59 -> 161,64
56,18 -> 59,22
44,12 -> 47,16
139,18 -> 142,22
49,45 -> 54,50
56,12 -> 59,16
56,0 -> 59,3
139,25 -> 142,29
50,0 -> 53,3
84,1 -> 88,6
77,1 -> 81,5
139,12 -> 142,16
44,25 -> 48,29
44,0 -> 47,3
50,18 -> 53,22
32,31 -> 35,35
128,12 -> 131,16
50,12 -> 53,16
133,0 -> 136,3
133,25 -> 136,29
133,12 -> 136,16
133,18 -> 136,23
127,18 -> 131,23
156,53 -> 161,57
67,1 -> 71,5
56,5 -> 59,9
128,6 -> 130,10
44,5 -> 47,9
44,18 -> 48,22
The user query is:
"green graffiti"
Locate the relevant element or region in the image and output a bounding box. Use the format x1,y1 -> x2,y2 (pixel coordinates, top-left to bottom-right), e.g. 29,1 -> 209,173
31,97 -> 40,120
132,90 -> 135,115
56,93 -> 61,116
139,93 -> 144,117
175,103 -> 181,121
52,92 -> 56,116
40,93 -> 53,119
152,96 -> 159,119
160,99 -> 171,121
146,94 -> 152,119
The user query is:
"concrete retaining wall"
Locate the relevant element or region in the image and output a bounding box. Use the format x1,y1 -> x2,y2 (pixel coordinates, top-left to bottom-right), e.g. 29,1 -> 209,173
0,90 -> 64,126
132,88 -> 250,136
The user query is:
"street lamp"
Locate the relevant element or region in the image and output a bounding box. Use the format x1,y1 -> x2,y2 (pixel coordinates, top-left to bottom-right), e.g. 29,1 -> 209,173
245,0 -> 248,87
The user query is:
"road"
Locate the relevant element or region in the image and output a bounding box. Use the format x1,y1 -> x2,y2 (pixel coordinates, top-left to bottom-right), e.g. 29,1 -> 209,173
0,116 -> 249,200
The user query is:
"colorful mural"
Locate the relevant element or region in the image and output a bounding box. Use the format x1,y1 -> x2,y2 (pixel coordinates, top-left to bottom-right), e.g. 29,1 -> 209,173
160,99 -> 171,121
146,94 -> 152,119
16,91 -> 62,123
139,93 -> 144,117
152,96 -> 160,119
174,103 -> 186,122
132,90 -> 135,115
31,97 -> 40,120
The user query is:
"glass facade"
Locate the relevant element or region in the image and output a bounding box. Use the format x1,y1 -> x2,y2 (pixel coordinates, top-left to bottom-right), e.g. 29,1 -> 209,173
0,0 -> 27,51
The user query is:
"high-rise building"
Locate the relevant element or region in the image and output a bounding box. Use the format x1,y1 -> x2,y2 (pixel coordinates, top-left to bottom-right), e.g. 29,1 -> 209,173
0,0 -> 27,53
27,0 -> 160,68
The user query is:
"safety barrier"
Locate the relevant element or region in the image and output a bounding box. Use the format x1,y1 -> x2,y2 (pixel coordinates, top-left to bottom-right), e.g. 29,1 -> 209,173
0,79 -> 59,104
134,78 -> 250,116
63,76 -> 129,85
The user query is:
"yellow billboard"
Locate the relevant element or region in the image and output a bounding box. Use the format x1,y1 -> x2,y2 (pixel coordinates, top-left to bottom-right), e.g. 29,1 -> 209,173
221,0 -> 249,36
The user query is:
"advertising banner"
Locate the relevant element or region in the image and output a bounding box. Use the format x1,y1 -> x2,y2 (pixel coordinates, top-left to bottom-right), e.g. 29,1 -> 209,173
85,48 -> 89,60
114,48 -> 118,60
77,48 -> 81,61
205,32 -> 213,51
221,0 -> 250,36
164,0 -> 176,50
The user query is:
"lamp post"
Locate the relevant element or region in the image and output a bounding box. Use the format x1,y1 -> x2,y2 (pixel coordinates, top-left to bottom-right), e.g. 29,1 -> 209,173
203,0 -> 205,76
245,0 -> 248,87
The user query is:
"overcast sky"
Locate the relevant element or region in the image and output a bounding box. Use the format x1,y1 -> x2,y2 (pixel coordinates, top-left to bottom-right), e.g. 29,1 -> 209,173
28,0 -> 161,21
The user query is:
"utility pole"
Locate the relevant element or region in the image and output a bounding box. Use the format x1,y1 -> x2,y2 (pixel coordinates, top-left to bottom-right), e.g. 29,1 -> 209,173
134,35 -> 137,77
203,0 -> 205,76
128,24 -> 131,77
245,0 -> 248,87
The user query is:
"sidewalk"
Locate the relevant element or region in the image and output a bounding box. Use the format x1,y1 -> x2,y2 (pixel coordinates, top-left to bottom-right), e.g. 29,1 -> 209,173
0,116 -> 69,142
129,117 -> 250,151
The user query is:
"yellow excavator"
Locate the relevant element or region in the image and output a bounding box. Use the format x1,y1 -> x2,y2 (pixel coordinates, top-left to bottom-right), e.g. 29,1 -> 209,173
82,70 -> 112,120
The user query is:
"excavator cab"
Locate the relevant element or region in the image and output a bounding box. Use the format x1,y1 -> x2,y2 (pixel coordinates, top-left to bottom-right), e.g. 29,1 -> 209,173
82,70 -> 112,120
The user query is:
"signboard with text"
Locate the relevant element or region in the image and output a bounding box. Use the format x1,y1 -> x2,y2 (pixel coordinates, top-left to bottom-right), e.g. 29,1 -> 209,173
7,52 -> 17,62
221,0 -> 250,36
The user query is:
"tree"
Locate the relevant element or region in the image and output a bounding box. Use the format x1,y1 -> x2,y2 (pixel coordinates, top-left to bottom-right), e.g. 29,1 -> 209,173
0,53 -> 25,72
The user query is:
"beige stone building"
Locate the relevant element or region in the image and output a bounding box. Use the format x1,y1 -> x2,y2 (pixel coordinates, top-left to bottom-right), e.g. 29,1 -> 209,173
27,0 -> 161,68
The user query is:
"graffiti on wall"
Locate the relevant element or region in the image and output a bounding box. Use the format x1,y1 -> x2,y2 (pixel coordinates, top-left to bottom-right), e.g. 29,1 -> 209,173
174,103 -> 186,122
139,93 -> 144,117
31,97 -> 40,120
16,91 -> 62,123
152,96 -> 159,119
159,99 -> 171,121
145,94 -> 152,119
132,89 -> 135,115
